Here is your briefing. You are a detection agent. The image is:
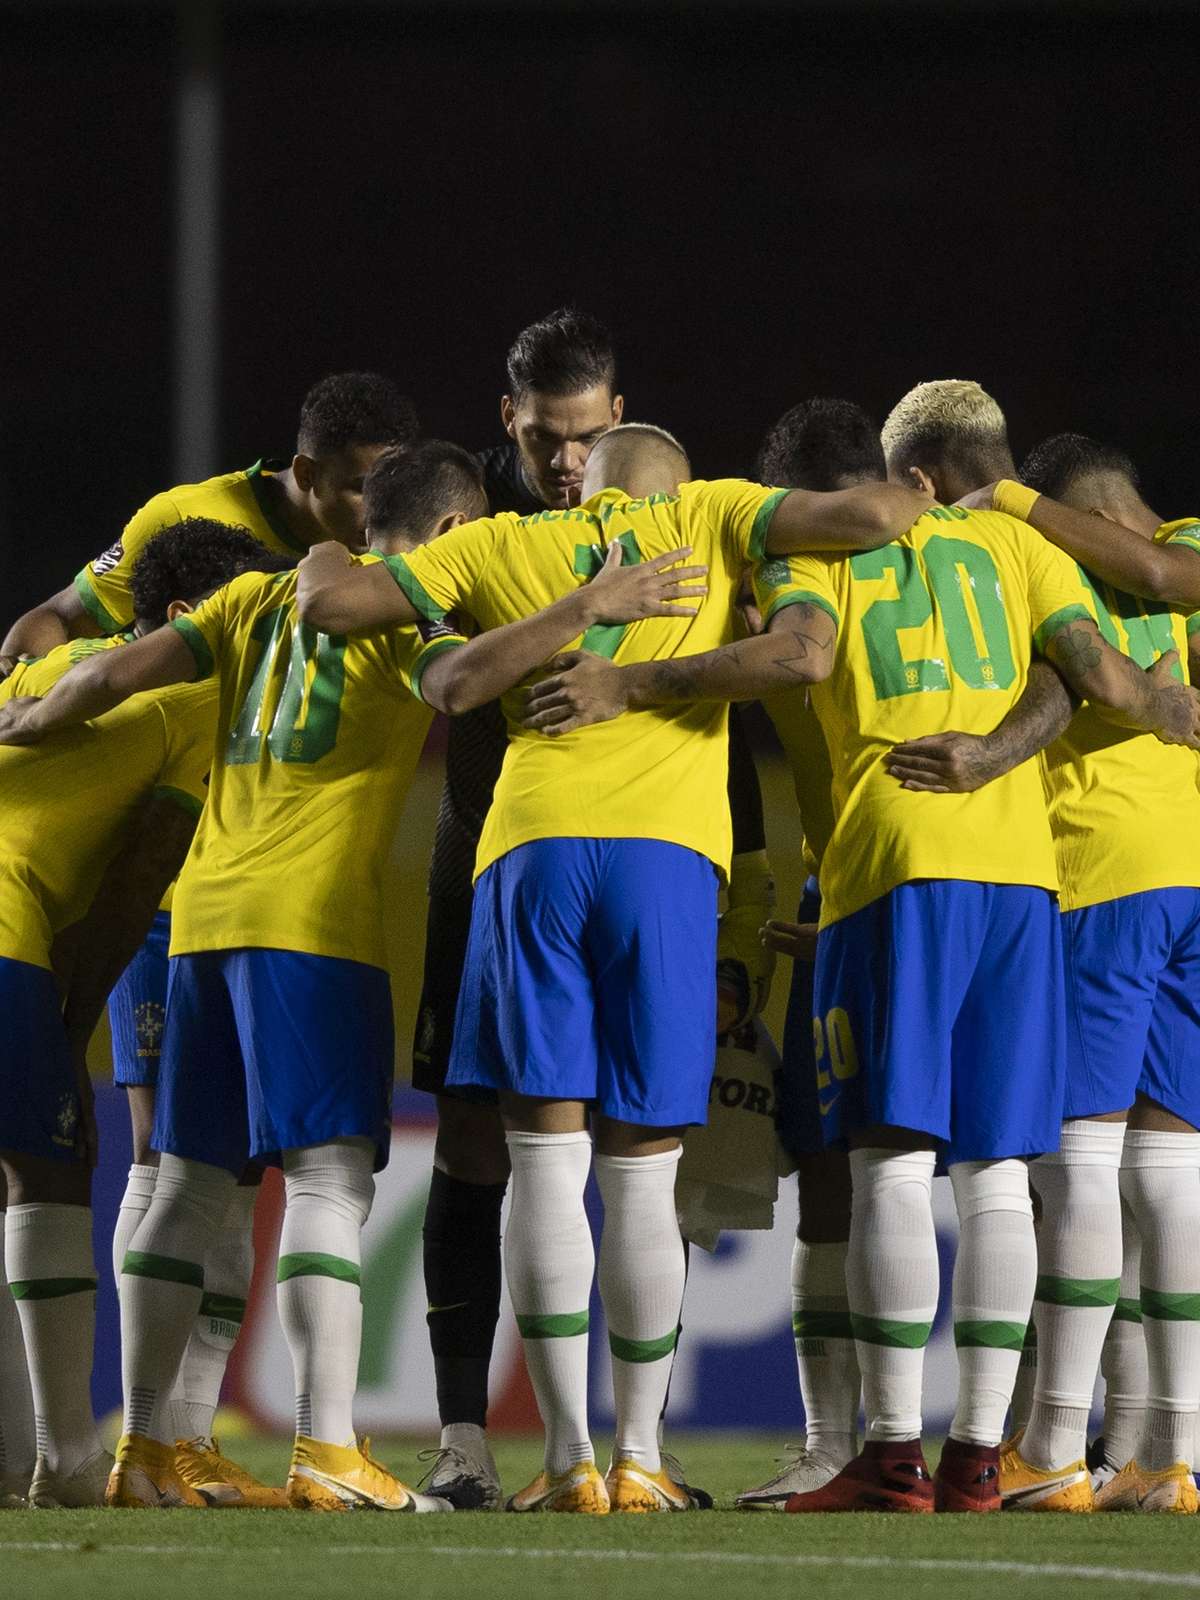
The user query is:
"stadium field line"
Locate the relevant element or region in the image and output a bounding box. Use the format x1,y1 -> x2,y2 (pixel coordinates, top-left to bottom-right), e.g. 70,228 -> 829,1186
6,1541 -> 1200,1588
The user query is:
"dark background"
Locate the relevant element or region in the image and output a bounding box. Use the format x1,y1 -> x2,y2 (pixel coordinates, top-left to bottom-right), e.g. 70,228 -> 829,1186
2,0 -> 1197,619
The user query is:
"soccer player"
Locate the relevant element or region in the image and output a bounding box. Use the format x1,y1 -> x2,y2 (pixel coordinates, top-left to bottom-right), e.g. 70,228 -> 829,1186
516,430 -> 1198,1515
298,422 -> 933,1511
0,439 -> 703,1512
0,522 -> 273,1508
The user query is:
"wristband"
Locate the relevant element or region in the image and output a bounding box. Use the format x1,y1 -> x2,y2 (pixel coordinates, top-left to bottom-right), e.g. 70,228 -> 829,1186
993,479 -> 1040,524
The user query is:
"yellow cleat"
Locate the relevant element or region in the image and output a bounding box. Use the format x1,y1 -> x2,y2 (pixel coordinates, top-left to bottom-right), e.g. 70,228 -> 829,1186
1000,1441 -> 1093,1512
106,1434 -> 205,1508
175,1437 -> 288,1509
287,1436 -> 452,1513
606,1458 -> 695,1513
506,1461 -> 610,1513
1095,1459 -> 1198,1514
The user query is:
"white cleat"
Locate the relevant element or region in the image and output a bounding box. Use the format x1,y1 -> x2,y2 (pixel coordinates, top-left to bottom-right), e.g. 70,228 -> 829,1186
736,1445 -> 847,1510
1,1469 -> 31,1509
418,1424 -> 502,1511
29,1449 -> 115,1508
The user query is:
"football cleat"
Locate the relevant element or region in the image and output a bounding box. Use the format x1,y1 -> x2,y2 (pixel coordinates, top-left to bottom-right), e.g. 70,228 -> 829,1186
506,1461 -> 610,1513
1094,1458 -> 1198,1514
29,1448 -> 115,1509
736,1445 -> 845,1510
661,1450 -> 713,1510
417,1425 -> 501,1510
933,1438 -> 1001,1512
287,1436 -> 452,1512
107,1435 -> 204,1508
785,1442 -> 934,1513
999,1441 -> 1093,1512
175,1437 -> 288,1508
1,1470 -> 31,1509
606,1458 -> 694,1512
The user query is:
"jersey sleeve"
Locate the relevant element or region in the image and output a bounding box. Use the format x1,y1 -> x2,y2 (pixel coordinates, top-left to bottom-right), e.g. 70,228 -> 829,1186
1017,521 -> 1097,652
150,684 -> 217,820
388,616 -> 471,703
751,551 -> 841,630
689,479 -> 791,565
1162,519 -> 1200,557
74,490 -> 185,633
167,582 -> 235,680
380,517 -> 504,622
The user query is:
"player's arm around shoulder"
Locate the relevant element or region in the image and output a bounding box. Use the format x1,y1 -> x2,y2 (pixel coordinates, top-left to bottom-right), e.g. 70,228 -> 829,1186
0,583 -> 99,679
762,481 -> 933,555
297,543 -> 421,633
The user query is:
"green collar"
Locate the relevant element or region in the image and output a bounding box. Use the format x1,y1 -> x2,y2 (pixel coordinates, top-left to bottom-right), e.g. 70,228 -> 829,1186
245,459 -> 309,554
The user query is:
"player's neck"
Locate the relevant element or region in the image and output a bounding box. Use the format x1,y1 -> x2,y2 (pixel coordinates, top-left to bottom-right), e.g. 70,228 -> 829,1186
1099,497 -> 1161,541
267,465 -> 326,549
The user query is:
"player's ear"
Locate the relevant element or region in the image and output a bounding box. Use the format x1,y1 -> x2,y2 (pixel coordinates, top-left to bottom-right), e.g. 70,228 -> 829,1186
166,599 -> 192,621
907,465 -> 938,498
500,395 -> 517,439
292,452 -> 316,493
610,393 -> 625,426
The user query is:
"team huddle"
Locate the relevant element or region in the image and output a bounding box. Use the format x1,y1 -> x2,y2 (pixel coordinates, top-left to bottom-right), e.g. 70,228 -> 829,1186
2,307 -> 1200,1520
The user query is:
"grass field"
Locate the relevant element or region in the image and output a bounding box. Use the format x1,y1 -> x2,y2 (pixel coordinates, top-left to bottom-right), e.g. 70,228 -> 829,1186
5,1434 -> 1200,1600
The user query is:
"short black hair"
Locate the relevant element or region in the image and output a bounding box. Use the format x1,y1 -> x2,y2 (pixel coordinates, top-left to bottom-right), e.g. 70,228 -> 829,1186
364,440 -> 487,541
756,398 -> 885,490
130,518 -> 284,627
1021,432 -> 1141,500
296,372 -> 419,458
506,307 -> 616,401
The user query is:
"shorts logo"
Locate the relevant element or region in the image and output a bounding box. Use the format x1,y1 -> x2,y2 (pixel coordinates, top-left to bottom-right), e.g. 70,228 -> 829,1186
52,1091 -> 79,1148
135,1000 -> 166,1056
91,539 -> 124,576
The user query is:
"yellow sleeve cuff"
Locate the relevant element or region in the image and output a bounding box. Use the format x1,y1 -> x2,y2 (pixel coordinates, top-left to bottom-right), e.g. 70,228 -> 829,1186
994,479 -> 1041,524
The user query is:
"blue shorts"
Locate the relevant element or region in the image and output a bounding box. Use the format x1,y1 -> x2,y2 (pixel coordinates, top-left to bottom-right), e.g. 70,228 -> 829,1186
0,956 -> 81,1163
154,948 -> 395,1175
814,881 -> 1066,1165
776,877 -> 824,1162
1063,888 -> 1200,1125
448,838 -> 719,1127
108,910 -> 171,1088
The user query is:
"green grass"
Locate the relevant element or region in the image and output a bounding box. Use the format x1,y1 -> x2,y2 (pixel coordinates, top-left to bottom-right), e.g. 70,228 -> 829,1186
4,1434 -> 1199,1600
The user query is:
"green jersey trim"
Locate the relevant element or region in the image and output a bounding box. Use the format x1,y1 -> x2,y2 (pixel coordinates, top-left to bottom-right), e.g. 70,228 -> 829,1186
170,615 -> 215,679
153,785 -> 204,820
410,636 -> 464,704
73,569 -> 126,635
1186,614 -> 1200,638
245,459 -> 308,555
762,587 -> 840,630
748,488 -> 792,561
380,554 -> 448,622
1033,602 -> 1095,655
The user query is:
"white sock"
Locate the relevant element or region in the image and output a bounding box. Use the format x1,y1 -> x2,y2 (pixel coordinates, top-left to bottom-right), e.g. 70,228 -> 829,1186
1023,1120 -> 1125,1470
167,1182 -> 258,1442
948,1159 -> 1036,1447
504,1131 -> 595,1476
5,1203 -> 101,1474
120,1155 -> 234,1445
112,1164 -> 158,1297
1101,1200 -> 1146,1471
846,1148 -> 938,1443
594,1147 -> 685,1474
1009,1322 -> 1038,1435
276,1139 -> 375,1448
0,1210 -> 36,1481
791,1235 -> 858,1465
1120,1129 -> 1200,1471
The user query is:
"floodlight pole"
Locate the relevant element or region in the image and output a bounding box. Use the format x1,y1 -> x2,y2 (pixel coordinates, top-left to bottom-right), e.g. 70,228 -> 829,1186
172,0 -> 221,483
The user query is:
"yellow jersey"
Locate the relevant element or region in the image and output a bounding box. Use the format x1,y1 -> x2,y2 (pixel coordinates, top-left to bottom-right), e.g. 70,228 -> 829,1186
1039,518 -> 1200,911
0,636 -> 214,969
386,479 -> 788,881
168,563 -> 466,967
752,505 -> 1089,927
75,461 -> 308,633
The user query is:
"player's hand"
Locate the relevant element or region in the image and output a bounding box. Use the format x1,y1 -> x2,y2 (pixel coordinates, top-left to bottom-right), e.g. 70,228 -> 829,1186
761,919 -> 819,962
884,730 -> 998,792
0,696 -> 45,745
521,651 -> 628,735
0,653 -> 17,680
1148,652 -> 1200,748
298,539 -> 354,573
581,540 -> 707,626
954,483 -> 999,512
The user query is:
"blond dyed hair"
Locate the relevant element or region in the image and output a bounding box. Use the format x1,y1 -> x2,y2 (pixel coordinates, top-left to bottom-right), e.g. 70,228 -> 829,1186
881,379 -> 1010,476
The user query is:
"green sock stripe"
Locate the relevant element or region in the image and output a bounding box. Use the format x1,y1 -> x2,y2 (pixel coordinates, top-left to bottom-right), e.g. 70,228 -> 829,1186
1035,1274 -> 1120,1309
9,1277 -> 97,1301
850,1313 -> 932,1349
609,1329 -> 678,1364
793,1309 -> 855,1340
1022,1321 -> 1038,1349
1141,1288 -> 1200,1322
198,1292 -> 247,1324
516,1310 -> 589,1340
276,1252 -> 360,1288
1113,1295 -> 1143,1325
122,1251 -> 203,1289
954,1319 -> 1027,1351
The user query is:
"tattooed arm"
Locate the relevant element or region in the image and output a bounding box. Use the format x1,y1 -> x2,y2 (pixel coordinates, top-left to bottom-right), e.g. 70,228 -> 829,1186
1042,619 -> 1200,744
520,601 -> 836,735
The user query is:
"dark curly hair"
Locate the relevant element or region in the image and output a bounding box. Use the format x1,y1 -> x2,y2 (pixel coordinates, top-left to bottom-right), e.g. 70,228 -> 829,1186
296,372 -> 419,458
506,307 -> 616,400
1021,432 -> 1140,501
365,440 -> 487,541
130,518 -> 285,627
756,397 -> 885,490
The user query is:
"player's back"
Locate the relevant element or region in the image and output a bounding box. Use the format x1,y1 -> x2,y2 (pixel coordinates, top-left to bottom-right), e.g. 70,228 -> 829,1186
0,636 -> 215,967
755,505 -> 1080,925
169,564 -> 463,967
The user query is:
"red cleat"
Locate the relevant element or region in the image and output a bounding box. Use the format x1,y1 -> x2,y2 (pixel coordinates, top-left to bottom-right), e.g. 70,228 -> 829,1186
934,1438 -> 1001,1512
784,1441 -> 934,1513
